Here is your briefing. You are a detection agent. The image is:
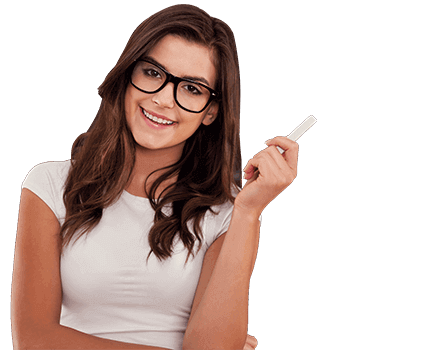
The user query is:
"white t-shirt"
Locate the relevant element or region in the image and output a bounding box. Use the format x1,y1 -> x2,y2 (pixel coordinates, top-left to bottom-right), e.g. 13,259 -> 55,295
22,160 -> 234,350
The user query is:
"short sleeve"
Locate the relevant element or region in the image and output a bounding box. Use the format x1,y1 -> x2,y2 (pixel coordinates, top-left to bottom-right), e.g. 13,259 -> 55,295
214,203 -> 233,241
22,161 -> 71,224
203,200 -> 234,250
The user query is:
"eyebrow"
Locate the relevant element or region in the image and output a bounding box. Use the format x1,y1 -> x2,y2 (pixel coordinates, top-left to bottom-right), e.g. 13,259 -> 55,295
142,56 -> 212,87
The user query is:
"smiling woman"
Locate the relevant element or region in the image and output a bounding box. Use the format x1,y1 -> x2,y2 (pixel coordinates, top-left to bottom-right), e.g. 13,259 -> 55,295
11,5 -> 241,349
61,5 -> 241,268
124,35 -> 219,157
11,4 -> 298,350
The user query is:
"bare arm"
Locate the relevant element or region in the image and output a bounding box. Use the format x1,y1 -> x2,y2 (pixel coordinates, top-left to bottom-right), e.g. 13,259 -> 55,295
11,189 -> 168,350
17,325 -> 169,350
183,137 -> 299,350
184,211 -> 260,350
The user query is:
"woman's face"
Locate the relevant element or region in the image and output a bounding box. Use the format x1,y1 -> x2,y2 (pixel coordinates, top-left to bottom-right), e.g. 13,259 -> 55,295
124,35 -> 218,154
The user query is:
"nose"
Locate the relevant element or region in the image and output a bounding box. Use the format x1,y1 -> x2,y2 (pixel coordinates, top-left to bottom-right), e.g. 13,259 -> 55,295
152,81 -> 175,109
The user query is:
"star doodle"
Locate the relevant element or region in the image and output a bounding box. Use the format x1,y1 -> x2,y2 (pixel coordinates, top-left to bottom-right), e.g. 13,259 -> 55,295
379,55 -> 405,85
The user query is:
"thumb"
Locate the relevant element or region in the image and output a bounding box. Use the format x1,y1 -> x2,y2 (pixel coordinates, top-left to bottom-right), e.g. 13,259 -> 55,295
243,168 -> 259,187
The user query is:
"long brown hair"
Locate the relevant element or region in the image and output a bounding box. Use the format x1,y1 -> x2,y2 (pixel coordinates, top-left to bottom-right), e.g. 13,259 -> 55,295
60,4 -> 241,262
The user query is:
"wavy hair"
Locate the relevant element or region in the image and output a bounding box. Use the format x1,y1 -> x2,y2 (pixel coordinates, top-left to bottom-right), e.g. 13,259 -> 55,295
60,4 -> 241,262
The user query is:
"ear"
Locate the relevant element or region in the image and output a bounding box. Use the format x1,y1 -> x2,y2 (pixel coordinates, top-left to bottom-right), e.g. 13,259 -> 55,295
201,102 -> 219,126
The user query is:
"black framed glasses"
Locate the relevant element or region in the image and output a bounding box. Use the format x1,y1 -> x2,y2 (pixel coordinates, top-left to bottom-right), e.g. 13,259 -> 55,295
130,59 -> 220,113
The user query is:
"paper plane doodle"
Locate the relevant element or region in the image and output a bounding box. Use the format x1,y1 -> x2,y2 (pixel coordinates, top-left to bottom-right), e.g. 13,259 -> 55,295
56,29 -> 117,63
298,244 -> 355,266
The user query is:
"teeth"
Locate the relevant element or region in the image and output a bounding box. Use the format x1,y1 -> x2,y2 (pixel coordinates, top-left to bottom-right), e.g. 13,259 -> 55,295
142,109 -> 174,125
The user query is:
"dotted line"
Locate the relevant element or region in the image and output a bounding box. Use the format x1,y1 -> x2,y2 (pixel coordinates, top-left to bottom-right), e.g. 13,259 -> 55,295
249,266 -> 295,289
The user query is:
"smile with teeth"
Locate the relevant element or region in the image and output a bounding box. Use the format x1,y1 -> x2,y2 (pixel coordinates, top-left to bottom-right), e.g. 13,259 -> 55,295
142,108 -> 175,125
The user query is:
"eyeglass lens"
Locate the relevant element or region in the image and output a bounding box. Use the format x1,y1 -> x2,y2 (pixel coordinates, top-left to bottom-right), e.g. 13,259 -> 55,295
131,61 -> 212,113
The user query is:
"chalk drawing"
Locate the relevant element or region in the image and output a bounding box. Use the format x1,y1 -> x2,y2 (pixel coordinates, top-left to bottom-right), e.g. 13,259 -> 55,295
307,139 -> 351,185
28,83 -> 73,143
297,18 -> 428,132
235,5 -> 278,34
56,29 -> 118,63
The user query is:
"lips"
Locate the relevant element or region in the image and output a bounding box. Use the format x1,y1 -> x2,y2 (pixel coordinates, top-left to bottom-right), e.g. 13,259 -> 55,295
140,107 -> 176,125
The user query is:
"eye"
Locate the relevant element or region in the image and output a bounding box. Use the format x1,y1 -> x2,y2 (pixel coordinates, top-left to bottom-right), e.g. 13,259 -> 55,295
182,83 -> 203,96
143,68 -> 162,78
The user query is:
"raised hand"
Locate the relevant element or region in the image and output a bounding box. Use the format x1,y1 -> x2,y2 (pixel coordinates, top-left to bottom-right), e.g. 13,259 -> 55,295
235,136 -> 299,217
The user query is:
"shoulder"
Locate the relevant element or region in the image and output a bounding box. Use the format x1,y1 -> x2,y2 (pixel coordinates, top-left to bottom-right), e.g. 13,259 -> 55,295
23,160 -> 71,185
30,160 -> 71,175
22,160 -> 71,223
206,185 -> 239,222
207,185 -> 239,217
202,199 -> 235,250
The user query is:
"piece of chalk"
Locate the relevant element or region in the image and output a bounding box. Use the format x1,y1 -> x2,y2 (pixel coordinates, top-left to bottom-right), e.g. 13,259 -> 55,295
276,115 -> 317,154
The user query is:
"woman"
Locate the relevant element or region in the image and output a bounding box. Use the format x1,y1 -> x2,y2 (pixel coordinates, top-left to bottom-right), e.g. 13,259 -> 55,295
11,4 -> 299,350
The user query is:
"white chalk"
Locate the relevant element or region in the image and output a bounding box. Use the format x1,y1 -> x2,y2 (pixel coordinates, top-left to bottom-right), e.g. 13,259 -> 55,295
276,115 -> 317,154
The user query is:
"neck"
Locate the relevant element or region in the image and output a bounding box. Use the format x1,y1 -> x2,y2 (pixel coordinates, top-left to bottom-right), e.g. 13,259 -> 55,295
126,143 -> 184,198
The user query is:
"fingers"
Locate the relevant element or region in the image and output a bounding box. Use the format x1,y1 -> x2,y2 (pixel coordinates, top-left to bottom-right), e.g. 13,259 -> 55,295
237,136 -> 299,214
265,135 -> 299,154
265,136 -> 299,174
244,334 -> 258,349
243,149 -> 278,181
243,136 -> 298,182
